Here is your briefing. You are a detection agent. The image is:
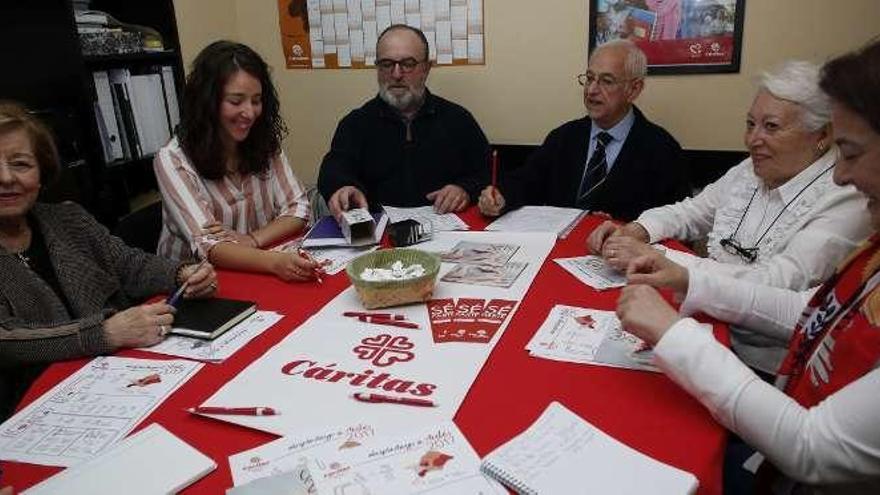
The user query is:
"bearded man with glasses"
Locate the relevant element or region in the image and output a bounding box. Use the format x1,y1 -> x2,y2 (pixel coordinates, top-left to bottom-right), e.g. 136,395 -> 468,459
319,25 -> 489,219
478,39 -> 688,221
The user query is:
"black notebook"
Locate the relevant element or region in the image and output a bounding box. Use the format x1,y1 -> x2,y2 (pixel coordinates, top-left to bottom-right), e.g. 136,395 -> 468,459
170,298 -> 257,340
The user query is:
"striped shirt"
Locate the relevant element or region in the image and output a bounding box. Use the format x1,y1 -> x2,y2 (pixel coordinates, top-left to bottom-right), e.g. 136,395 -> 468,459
154,138 -> 310,261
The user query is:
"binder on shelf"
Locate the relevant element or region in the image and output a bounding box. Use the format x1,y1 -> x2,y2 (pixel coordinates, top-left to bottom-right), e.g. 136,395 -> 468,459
129,73 -> 170,155
108,68 -> 143,158
92,71 -> 124,162
160,65 -> 180,133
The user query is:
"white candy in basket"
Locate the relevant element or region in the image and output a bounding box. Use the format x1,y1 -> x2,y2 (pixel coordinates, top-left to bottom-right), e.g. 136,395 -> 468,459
360,261 -> 426,281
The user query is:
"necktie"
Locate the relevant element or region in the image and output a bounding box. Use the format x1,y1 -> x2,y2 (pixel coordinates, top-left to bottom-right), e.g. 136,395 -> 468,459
577,131 -> 613,203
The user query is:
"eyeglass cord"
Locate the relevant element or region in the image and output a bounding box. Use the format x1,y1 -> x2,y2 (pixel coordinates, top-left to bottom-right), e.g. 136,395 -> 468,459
725,163 -> 834,252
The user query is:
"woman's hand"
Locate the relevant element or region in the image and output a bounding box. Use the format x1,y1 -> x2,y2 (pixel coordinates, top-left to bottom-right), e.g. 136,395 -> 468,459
178,261 -> 218,299
626,251 -> 690,297
601,235 -> 655,271
477,186 -> 505,217
616,285 -> 680,346
270,251 -> 322,282
103,302 -> 176,348
586,221 -> 650,255
202,222 -> 257,247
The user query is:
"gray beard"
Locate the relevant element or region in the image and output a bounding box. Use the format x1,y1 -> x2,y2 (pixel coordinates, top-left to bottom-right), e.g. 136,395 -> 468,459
379,86 -> 425,114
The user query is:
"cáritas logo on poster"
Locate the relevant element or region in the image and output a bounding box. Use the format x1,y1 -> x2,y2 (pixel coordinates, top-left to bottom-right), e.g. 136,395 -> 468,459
280,334 -> 437,397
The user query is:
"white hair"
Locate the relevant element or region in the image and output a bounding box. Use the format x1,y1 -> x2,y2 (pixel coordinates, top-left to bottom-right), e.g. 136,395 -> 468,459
592,39 -> 647,79
759,60 -> 831,131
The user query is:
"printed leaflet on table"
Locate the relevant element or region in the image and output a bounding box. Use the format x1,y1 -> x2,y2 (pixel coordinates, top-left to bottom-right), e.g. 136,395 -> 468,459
525,305 -> 658,372
140,311 -> 283,363
485,205 -> 586,238
383,205 -> 470,231
308,421 -> 505,494
554,255 -> 626,290
0,356 -> 202,467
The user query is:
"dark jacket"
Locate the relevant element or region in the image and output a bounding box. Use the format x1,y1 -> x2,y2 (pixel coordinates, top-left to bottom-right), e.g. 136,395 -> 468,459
0,202 -> 178,419
318,91 -> 490,207
502,106 -> 689,221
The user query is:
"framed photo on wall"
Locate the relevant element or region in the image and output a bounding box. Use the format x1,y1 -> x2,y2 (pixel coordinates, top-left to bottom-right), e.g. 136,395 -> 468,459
588,0 -> 745,75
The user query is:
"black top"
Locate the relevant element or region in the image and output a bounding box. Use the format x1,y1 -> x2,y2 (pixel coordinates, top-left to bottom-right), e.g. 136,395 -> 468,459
500,106 -> 691,221
318,91 -> 490,207
22,215 -> 72,314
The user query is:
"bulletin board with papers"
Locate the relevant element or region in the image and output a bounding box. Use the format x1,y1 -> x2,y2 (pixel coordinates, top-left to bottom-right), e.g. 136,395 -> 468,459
278,0 -> 485,69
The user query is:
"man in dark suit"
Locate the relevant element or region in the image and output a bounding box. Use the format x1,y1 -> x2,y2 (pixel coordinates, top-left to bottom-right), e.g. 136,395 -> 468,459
479,40 -> 689,221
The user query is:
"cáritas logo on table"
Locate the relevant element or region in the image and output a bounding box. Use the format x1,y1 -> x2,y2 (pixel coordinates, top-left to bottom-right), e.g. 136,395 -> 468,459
280,359 -> 437,397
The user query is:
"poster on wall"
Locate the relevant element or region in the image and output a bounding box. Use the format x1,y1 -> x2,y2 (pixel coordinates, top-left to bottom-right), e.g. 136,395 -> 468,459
588,0 -> 745,75
278,0 -> 485,70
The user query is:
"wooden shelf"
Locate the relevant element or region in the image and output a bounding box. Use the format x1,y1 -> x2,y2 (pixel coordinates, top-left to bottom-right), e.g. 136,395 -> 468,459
83,50 -> 178,66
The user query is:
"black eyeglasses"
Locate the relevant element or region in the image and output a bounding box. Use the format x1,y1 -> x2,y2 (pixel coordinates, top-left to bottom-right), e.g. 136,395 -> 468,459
375,58 -> 425,73
719,237 -> 759,264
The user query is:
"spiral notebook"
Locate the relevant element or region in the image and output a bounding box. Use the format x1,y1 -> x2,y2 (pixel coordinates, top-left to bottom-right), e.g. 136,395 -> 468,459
480,402 -> 698,495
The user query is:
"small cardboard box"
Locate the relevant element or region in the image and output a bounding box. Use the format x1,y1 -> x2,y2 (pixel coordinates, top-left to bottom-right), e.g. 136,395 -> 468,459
340,208 -> 376,244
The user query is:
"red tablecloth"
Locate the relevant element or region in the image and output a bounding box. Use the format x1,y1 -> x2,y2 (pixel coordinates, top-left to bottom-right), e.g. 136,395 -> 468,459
2,211 -> 727,494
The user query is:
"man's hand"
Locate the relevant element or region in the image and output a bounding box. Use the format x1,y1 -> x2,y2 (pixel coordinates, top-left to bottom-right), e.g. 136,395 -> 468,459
426,184 -> 469,214
477,186 -> 505,217
328,186 -> 368,221
616,285 -> 680,346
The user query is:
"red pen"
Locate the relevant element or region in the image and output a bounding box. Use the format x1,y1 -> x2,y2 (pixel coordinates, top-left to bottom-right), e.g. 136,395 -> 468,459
490,149 -> 499,201
297,248 -> 325,284
343,311 -> 406,320
357,315 -> 419,329
352,392 -> 436,407
188,406 -> 278,416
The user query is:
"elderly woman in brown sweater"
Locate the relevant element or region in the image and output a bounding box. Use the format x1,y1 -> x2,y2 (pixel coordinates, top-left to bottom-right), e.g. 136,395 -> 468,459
0,101 -> 217,420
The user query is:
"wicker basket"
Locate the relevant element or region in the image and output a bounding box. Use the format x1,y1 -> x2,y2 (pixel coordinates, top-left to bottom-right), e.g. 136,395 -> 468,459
346,248 -> 441,309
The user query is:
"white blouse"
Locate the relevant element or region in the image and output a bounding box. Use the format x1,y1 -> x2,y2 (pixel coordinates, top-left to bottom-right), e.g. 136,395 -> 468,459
653,270 -> 880,494
636,149 -> 870,291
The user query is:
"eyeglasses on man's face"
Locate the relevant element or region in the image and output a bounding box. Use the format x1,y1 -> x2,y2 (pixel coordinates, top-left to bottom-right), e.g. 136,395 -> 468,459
719,237 -> 759,263
376,58 -> 425,73
577,72 -> 632,90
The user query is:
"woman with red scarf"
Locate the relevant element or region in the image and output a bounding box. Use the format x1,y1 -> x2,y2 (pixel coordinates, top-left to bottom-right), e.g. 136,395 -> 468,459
617,39 -> 880,495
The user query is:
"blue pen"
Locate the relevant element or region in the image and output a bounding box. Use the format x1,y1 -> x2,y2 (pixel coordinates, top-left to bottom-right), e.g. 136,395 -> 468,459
166,259 -> 208,307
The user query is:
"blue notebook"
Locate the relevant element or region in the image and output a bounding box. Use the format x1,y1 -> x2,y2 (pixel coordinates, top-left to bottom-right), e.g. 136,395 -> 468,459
302,212 -> 388,248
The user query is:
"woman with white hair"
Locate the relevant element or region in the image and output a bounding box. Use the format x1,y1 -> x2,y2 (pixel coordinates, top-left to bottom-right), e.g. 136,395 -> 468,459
588,61 -> 872,373
590,60 -> 870,290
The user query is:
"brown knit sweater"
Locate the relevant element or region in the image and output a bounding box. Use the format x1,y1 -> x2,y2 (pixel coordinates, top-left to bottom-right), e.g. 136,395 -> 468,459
0,202 -> 178,419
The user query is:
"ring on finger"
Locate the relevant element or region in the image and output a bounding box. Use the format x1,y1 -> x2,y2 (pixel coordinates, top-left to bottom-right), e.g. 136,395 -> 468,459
158,325 -> 168,337
208,282 -> 217,291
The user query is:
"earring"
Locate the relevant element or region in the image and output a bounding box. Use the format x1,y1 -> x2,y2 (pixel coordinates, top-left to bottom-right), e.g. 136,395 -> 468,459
816,142 -> 826,156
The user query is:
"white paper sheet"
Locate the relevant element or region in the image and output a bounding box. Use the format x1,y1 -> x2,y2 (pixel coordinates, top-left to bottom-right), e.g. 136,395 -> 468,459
346,0 -> 363,26
421,0 -> 436,31
200,232 -> 555,436
525,305 -> 659,372
467,33 -> 483,63
376,4 -> 392,32
350,28 -> 365,61
383,205 -> 470,231
308,421 -> 505,494
0,357 -> 202,467
451,5 -> 467,38
140,311 -> 284,363
229,422 -> 377,486
435,20 -> 453,64
554,255 -> 626,290
361,0 -> 377,21
334,12 -> 350,43
485,206 -> 587,238
23,423 -> 215,495
390,0 -> 406,24
467,0 -> 482,33
452,39 -> 467,59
